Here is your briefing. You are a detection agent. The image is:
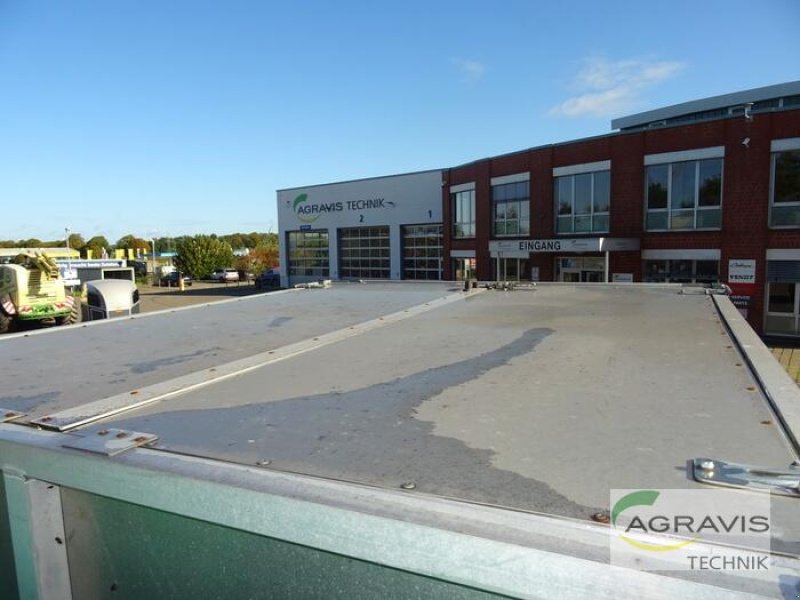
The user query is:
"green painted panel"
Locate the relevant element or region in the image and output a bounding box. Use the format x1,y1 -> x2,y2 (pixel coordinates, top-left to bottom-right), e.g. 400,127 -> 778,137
61,488 -> 508,600
0,476 -> 20,600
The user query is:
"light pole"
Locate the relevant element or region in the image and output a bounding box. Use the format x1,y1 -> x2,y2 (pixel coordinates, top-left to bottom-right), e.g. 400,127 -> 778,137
151,239 -> 157,286
65,227 -> 70,249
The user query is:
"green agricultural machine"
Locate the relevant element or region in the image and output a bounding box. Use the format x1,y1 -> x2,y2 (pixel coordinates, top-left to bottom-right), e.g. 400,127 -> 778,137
0,252 -> 79,333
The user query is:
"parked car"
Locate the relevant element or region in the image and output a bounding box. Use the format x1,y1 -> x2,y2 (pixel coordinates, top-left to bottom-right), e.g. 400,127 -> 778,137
211,268 -> 239,282
160,272 -> 192,287
255,268 -> 281,290
130,260 -> 148,277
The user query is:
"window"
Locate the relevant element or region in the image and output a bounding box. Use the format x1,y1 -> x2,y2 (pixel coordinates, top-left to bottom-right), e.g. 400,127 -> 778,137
645,159 -> 722,230
288,230 -> 329,277
493,181 -> 529,236
766,282 -> 798,335
770,150 -> 800,227
642,260 -> 719,284
338,226 -> 390,279
452,189 -> 475,238
87,291 -> 103,308
555,171 -> 610,234
765,260 -> 800,335
402,224 -> 442,280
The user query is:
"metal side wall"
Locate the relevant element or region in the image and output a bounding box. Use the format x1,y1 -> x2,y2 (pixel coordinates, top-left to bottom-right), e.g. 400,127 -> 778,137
1,426 -> 782,600
0,475 -> 20,600
60,488 -> 504,600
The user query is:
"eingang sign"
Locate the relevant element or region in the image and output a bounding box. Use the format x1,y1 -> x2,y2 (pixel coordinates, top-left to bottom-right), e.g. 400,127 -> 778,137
489,238 -> 639,257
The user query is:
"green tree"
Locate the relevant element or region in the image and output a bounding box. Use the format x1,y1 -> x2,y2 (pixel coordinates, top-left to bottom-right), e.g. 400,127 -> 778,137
115,234 -> 150,257
115,234 -> 149,250
67,233 -> 86,251
175,235 -> 234,279
250,240 -> 279,273
85,235 -> 110,258
232,240 -> 279,276
154,237 -> 179,254
246,232 -> 275,248
222,233 -> 246,251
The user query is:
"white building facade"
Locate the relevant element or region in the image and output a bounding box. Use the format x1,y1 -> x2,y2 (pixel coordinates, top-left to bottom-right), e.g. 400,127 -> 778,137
277,170 -> 443,287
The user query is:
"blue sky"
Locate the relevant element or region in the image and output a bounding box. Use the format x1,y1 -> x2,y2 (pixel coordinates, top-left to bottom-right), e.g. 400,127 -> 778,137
1,1 -> 798,243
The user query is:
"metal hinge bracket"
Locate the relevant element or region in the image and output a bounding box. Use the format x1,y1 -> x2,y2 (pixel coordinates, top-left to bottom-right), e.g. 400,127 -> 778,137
691,457 -> 799,497
63,428 -> 158,457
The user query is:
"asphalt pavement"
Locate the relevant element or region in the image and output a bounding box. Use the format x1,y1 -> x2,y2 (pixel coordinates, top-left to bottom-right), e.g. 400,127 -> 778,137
138,280 -> 269,313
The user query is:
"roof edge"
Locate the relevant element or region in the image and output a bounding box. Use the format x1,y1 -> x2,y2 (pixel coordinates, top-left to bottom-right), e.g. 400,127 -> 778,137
277,168 -> 444,193
611,81 -> 800,130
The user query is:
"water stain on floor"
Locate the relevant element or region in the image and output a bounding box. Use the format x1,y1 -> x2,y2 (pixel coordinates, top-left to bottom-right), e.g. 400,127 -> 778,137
110,328 -> 601,518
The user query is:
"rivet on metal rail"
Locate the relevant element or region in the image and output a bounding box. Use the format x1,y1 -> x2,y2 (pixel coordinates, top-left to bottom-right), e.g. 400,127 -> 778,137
0,409 -> 25,423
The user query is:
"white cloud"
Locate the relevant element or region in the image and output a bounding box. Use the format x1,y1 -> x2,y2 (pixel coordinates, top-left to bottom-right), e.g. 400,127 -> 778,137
549,57 -> 685,118
453,58 -> 486,83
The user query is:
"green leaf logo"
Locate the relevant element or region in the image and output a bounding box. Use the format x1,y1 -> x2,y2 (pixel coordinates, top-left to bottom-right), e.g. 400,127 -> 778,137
292,193 -> 320,224
293,193 -> 308,211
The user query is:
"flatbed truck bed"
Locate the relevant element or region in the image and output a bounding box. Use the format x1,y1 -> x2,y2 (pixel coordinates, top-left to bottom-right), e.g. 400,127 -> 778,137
1,283 -> 799,598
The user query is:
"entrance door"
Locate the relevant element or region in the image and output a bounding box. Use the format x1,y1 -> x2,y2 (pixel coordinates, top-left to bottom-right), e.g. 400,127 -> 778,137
557,257 -> 605,282
583,270 -> 604,283
561,268 -> 581,282
495,258 -> 529,282
453,258 -> 476,281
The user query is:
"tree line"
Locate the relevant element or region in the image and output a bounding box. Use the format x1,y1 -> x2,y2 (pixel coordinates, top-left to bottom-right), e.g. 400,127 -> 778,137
0,232 -> 280,280
0,231 -> 277,253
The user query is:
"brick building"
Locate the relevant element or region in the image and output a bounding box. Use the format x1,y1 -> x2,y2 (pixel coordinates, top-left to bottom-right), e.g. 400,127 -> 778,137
442,81 -> 800,336
279,81 -> 800,337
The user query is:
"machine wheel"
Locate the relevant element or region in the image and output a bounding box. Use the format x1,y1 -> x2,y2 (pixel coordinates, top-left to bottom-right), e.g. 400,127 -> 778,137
0,311 -> 11,334
56,297 -> 80,326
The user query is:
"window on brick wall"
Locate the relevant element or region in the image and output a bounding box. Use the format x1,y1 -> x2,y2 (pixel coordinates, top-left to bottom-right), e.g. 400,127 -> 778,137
492,180 -> 530,236
770,150 -> 800,227
452,189 -> 475,238
645,158 -> 722,230
643,260 -> 719,284
555,170 -> 610,234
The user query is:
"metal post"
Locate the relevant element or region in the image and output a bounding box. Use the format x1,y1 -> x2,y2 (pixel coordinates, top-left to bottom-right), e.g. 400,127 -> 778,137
3,473 -> 73,599
604,251 -> 610,283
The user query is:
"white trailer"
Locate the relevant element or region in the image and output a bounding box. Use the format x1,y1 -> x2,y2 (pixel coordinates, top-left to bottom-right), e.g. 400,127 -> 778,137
0,283 -> 798,598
